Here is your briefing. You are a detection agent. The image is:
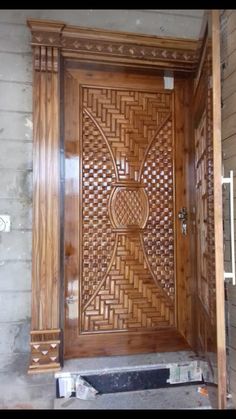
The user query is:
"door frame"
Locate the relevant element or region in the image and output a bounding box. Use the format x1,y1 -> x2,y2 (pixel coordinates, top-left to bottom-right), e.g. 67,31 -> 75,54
26,15 -> 224,391
191,11 -> 227,408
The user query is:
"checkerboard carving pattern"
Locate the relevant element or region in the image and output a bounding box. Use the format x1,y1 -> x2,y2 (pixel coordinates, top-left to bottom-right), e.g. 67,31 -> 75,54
81,87 -> 174,331
141,120 -> 174,298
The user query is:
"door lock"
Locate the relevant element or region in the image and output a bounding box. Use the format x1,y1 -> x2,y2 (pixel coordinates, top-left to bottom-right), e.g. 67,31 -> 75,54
178,207 -> 188,236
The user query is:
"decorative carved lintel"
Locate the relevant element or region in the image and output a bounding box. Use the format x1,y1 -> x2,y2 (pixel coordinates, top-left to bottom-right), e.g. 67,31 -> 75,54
28,329 -> 61,374
28,19 -> 64,72
32,31 -> 61,48
27,19 -> 65,45
61,36 -> 198,68
34,45 -> 59,72
27,19 -> 200,72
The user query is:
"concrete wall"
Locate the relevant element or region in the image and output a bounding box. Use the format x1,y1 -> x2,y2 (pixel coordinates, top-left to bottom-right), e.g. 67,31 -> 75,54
0,9 -> 57,409
221,9 -> 236,408
0,9 -> 203,409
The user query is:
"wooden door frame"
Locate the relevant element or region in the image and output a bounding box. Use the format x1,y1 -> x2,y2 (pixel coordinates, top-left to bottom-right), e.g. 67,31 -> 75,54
192,11 -> 226,408
26,17 -> 209,374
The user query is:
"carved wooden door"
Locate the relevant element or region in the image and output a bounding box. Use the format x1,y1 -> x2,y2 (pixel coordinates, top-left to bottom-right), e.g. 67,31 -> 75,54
193,11 -> 226,408
64,65 -> 189,358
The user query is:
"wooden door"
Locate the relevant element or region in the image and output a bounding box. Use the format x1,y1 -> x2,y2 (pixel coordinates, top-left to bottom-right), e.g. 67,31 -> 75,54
64,64 -> 190,358
193,11 -> 226,408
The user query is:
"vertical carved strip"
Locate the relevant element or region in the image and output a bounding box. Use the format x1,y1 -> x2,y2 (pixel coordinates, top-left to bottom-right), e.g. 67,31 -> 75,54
29,45 -> 61,373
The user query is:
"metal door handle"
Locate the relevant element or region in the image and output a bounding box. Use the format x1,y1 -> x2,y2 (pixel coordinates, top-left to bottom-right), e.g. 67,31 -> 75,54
178,207 -> 188,236
222,170 -> 235,285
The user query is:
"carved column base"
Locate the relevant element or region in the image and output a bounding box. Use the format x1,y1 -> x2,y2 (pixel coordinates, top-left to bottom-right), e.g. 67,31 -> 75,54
28,329 -> 61,374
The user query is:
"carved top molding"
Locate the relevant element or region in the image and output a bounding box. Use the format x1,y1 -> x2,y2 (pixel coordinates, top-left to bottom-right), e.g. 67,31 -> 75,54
27,19 -> 200,72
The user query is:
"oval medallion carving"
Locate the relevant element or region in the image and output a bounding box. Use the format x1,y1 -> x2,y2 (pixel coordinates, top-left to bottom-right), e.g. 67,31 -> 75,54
109,186 -> 149,229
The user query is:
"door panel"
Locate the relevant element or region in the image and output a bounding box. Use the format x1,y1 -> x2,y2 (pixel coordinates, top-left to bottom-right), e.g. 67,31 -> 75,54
193,11 -> 226,409
64,66 -> 190,357
82,87 -> 174,332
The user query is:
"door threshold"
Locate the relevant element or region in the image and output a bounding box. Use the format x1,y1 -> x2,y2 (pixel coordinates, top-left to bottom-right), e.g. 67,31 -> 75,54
55,351 -> 208,401
57,350 -> 199,376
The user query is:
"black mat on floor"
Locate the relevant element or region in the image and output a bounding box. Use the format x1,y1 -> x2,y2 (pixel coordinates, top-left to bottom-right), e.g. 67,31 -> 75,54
82,368 -> 203,394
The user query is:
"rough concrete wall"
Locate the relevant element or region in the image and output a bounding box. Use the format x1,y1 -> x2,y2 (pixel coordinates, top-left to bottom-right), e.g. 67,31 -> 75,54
0,9 -> 203,409
0,9 -> 56,409
221,9 -> 236,408
39,9 -> 204,38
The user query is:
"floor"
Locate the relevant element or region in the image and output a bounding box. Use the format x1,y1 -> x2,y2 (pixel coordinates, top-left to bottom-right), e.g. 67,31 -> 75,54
1,351 -> 234,409
54,385 -> 211,410
54,350 -> 212,410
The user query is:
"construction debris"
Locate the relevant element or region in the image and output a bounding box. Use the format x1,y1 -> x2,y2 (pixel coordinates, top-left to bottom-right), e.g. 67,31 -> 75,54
75,376 -> 98,400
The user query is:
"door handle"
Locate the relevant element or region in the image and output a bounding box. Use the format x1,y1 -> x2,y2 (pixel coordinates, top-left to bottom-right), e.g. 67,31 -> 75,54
222,170 -> 235,285
178,207 -> 188,236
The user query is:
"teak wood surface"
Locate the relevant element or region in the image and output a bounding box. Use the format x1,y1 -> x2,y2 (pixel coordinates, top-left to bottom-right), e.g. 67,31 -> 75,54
192,11 -> 226,409
64,66 -> 190,357
27,14 -> 227,409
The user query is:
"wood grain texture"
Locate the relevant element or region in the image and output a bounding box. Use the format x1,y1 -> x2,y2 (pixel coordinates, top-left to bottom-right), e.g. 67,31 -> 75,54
212,10 -> 227,409
27,17 -> 220,375
188,79 -> 198,352
28,329 -> 61,373
27,18 -> 199,72
64,66 -> 189,357
174,79 -> 192,344
65,328 -> 190,359
194,43 -> 219,408
64,70 -> 80,355
193,11 -> 227,409
28,42 -> 61,373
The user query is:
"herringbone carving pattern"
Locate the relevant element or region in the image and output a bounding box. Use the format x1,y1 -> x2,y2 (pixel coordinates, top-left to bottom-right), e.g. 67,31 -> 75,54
82,113 -> 116,304
81,86 -> 174,332
83,88 -> 171,181
82,234 -> 174,332
142,120 -> 175,298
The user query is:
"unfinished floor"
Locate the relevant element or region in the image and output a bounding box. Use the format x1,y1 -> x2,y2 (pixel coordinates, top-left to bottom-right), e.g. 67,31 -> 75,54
54,386 -> 211,410
0,351 -> 199,409
1,351 -> 235,409
54,351 -> 211,410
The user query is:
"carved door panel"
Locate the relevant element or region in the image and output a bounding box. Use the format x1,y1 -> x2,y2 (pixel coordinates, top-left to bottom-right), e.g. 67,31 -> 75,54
193,11 -> 226,408
64,66 -> 189,357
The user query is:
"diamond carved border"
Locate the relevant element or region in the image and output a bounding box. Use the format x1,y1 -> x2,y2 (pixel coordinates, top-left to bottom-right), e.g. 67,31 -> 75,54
28,330 -> 61,374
